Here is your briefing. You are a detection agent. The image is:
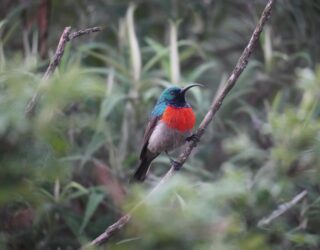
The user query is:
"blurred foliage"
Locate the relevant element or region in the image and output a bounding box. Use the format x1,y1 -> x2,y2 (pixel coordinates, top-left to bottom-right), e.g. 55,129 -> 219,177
1,0 -> 320,249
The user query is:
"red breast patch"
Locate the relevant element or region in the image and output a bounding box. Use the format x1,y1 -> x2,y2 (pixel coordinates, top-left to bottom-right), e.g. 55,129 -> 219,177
161,106 -> 196,132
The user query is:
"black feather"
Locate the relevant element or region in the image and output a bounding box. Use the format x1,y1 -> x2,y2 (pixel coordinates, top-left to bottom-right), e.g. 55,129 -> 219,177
133,159 -> 152,182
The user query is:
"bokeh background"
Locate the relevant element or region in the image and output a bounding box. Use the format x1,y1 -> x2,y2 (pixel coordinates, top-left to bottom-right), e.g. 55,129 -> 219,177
1,0 -> 320,249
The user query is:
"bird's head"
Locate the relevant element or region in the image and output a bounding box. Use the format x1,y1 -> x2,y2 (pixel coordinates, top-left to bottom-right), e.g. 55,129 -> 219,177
158,84 -> 203,107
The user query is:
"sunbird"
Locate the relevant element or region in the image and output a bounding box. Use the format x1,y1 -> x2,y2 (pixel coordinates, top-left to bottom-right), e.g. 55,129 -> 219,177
133,84 -> 203,182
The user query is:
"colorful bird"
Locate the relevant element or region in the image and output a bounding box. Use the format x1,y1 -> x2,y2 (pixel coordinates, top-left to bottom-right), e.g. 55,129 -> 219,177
133,84 -> 202,182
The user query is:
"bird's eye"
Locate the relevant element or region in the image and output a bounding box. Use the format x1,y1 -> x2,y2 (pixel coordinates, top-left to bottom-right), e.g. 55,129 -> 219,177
170,90 -> 176,95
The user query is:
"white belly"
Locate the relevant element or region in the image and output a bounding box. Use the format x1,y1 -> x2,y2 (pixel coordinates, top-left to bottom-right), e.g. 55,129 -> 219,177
147,121 -> 191,154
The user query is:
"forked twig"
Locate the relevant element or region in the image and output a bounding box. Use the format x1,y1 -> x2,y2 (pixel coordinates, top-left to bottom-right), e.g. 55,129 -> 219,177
25,26 -> 101,116
85,0 -> 275,248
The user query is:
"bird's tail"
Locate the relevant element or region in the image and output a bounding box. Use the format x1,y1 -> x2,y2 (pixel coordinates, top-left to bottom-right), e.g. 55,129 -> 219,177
133,159 -> 152,182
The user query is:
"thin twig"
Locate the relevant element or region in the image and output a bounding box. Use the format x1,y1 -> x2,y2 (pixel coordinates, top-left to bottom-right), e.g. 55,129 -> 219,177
84,0 -> 275,247
258,190 -> 308,227
68,27 -> 101,41
88,215 -> 131,246
25,26 -> 101,116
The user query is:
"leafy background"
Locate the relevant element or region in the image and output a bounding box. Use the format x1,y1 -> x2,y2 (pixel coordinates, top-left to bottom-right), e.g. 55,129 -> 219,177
1,0 -> 320,249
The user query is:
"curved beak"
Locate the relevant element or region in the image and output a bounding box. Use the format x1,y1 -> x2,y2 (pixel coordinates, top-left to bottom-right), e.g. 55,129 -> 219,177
180,83 -> 204,95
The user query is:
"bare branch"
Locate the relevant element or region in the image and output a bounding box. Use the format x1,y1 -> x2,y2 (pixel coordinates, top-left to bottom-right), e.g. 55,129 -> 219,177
85,0 -> 275,247
25,26 -> 101,116
258,190 -> 308,227
43,27 -> 72,81
88,215 -> 131,246
68,27 -> 101,41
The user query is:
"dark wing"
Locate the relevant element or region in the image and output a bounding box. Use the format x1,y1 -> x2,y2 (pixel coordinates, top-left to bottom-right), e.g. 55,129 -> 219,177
140,115 -> 160,160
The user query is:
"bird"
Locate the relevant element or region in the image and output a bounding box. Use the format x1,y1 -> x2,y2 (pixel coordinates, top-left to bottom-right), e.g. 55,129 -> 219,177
133,84 -> 202,182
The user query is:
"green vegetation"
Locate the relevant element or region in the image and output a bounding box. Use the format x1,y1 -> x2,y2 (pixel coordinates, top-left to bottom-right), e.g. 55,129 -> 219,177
1,0 -> 320,249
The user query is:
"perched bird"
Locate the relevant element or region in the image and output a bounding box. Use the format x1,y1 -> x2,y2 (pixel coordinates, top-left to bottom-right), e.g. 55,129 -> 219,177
133,84 -> 202,182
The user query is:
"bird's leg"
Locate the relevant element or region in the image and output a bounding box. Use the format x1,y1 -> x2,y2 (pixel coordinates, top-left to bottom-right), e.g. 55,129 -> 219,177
186,133 -> 200,143
165,151 -> 182,170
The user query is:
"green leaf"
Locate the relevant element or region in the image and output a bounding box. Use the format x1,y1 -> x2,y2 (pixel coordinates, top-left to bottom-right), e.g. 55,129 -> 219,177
79,191 -> 105,234
80,133 -> 107,167
99,94 -> 127,120
126,4 -> 141,82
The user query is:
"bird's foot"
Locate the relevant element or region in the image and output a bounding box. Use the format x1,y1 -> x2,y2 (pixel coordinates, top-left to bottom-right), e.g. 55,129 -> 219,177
165,151 -> 182,170
170,158 -> 182,170
186,133 -> 200,143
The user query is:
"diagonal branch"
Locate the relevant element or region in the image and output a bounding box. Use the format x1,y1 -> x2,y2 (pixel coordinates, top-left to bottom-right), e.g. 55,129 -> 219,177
258,190 -> 308,227
25,26 -> 101,116
84,0 -> 275,247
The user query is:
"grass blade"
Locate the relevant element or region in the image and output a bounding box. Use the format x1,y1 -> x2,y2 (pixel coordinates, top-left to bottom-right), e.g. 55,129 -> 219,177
169,20 -> 180,84
126,4 -> 141,83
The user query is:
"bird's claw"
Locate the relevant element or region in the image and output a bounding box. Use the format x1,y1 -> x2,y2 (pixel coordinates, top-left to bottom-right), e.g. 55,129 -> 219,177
186,133 -> 200,143
170,159 -> 182,170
